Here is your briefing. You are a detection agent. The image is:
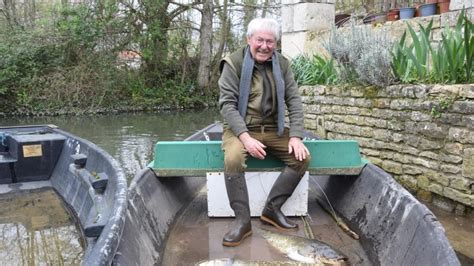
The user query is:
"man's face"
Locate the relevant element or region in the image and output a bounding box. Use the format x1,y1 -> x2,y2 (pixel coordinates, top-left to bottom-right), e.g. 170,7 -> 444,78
247,30 -> 276,63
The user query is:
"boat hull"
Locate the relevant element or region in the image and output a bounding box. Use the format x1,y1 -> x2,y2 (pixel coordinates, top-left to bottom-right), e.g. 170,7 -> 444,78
0,125 -> 128,265
114,123 -> 459,265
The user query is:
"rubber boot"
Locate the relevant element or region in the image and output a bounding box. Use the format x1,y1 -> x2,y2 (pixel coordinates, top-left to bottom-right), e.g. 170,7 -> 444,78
222,173 -> 252,247
260,167 -> 303,231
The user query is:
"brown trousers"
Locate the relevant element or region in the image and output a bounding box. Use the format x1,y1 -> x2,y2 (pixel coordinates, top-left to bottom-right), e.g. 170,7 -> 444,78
222,127 -> 311,176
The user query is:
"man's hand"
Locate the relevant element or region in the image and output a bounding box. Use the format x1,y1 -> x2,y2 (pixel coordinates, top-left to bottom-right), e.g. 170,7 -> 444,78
288,137 -> 310,161
239,132 -> 267,160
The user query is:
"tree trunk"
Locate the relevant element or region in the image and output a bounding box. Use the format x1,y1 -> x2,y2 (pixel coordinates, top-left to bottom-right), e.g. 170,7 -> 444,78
197,0 -> 213,94
210,0 -> 229,85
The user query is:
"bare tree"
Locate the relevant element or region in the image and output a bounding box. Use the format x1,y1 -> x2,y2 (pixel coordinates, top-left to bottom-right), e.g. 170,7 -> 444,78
197,0 -> 213,93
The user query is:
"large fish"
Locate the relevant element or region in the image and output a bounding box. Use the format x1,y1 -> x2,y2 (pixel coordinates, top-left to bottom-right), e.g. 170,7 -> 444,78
259,228 -> 349,265
197,258 -> 316,265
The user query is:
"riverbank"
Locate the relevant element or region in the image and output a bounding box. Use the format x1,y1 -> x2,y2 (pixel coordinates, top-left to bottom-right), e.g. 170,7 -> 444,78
0,101 -> 218,118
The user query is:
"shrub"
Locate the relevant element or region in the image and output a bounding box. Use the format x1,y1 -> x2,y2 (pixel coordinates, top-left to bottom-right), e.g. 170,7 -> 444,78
326,20 -> 395,87
291,54 -> 338,85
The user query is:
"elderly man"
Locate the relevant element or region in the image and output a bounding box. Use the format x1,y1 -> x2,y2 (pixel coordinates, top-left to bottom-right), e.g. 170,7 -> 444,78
218,18 -> 311,247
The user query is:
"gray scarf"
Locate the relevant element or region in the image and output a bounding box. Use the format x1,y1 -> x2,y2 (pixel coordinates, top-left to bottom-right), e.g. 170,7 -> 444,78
238,46 -> 285,136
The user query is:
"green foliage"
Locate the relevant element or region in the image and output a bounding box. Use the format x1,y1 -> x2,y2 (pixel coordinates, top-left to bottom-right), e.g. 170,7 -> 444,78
326,21 -> 395,87
430,94 -> 457,118
392,10 -> 473,84
291,54 -> 338,85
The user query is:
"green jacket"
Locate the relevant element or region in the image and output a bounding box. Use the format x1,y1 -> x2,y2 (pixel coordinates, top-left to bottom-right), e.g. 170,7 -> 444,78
218,47 -> 304,138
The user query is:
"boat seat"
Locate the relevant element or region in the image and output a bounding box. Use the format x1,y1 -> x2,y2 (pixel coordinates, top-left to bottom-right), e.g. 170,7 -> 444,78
149,140 -> 368,177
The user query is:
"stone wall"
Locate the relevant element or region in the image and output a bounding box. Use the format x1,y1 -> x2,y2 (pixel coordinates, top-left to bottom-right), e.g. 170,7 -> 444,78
301,84 -> 474,212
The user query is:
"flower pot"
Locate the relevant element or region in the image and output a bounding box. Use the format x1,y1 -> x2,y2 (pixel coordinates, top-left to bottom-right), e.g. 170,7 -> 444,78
438,1 -> 450,13
419,3 -> 437,16
399,7 -> 416,19
335,13 -> 351,28
414,2 -> 422,16
387,8 -> 400,21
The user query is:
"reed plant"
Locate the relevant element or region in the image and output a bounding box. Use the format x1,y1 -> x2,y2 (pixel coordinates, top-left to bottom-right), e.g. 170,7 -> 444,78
392,9 -> 473,84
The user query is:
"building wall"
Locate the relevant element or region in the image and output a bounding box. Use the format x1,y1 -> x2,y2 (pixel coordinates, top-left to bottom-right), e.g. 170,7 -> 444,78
301,84 -> 474,211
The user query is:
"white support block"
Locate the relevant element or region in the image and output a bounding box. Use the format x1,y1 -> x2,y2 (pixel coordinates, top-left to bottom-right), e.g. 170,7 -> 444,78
207,172 -> 309,217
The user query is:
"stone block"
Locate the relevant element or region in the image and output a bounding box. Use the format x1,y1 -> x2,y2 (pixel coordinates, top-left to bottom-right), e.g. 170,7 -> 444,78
305,104 -> 321,114
440,164 -> 461,174
387,120 -> 404,131
432,194 -> 456,212
397,175 -> 418,191
450,175 -> 472,193
372,99 -> 391,109
426,170 -> 450,186
417,189 -> 432,202
438,113 -> 464,126
292,3 -> 335,33
418,175 -> 431,189
410,111 -> 432,122
301,85 -> 325,96
451,101 -> 474,114
462,115 -> 474,130
413,157 -> 439,170
361,148 -> 380,157
390,99 -> 415,110
459,84 -> 474,99
367,156 -> 383,166
450,0 -> 474,10
429,84 -> 461,96
440,153 -> 463,164
360,127 -> 375,138
428,183 -> 443,195
444,187 -> 473,207
364,117 -> 387,128
416,122 -> 448,139
420,151 -> 439,160
463,148 -> 474,178
373,129 -> 392,142
403,165 -> 424,175
444,142 -> 463,155
349,88 -> 365,97
448,127 -> 474,144
379,151 -> 394,160
282,5 -> 294,32
281,31 -> 307,59
382,160 -> 403,174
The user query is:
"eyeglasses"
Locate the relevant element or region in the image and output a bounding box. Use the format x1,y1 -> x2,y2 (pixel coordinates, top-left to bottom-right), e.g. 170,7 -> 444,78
252,37 -> 276,47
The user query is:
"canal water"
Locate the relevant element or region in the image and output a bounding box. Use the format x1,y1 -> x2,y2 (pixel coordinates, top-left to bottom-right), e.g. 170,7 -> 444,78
0,189 -> 84,265
1,108 -> 473,265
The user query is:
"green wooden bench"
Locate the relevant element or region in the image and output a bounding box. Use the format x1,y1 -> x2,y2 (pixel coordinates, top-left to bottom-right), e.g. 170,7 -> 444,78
149,140 -> 368,176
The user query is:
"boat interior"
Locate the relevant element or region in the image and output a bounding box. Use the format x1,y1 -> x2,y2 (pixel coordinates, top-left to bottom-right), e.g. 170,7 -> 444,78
0,125 -> 127,265
115,123 -> 460,266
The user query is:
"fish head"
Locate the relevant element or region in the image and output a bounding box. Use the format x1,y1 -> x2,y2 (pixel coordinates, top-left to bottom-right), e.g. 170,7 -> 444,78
299,245 -> 349,265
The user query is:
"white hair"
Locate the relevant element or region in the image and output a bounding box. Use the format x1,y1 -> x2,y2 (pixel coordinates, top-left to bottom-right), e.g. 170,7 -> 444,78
246,18 -> 280,41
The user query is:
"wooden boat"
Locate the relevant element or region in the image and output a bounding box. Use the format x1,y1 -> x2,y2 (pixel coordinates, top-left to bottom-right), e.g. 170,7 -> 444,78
0,125 -> 127,265
115,123 -> 460,265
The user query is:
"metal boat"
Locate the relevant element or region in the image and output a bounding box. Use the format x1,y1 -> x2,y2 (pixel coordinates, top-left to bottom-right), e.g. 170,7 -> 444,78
114,123 -> 460,265
0,125 -> 127,265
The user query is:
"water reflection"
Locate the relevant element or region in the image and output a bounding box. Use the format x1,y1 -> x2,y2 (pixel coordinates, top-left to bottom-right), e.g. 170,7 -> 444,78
0,109 -> 221,180
0,189 -> 84,265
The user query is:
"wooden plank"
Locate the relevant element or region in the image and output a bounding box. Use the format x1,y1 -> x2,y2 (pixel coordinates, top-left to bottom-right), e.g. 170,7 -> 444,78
150,140 -> 368,176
